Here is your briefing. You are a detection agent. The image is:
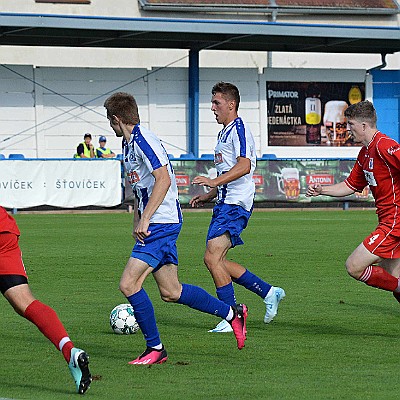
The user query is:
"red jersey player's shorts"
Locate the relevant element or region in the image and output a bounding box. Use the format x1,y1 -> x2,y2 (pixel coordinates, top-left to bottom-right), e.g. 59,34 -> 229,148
363,224 -> 400,259
0,232 -> 27,277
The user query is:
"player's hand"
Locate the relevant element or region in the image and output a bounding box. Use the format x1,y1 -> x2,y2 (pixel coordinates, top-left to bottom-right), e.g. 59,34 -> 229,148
134,219 -> 151,243
189,194 -> 206,208
306,183 -> 322,197
192,175 -> 216,188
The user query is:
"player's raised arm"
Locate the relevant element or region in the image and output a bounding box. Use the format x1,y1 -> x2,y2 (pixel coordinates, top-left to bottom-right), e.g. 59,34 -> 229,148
306,181 -> 355,197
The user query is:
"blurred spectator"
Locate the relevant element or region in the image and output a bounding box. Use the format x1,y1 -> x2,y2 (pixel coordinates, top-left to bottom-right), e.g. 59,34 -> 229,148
96,136 -> 116,158
75,133 -> 95,158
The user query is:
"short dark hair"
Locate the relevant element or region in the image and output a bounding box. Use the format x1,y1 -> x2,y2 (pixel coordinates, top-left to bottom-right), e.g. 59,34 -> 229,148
344,100 -> 377,127
104,92 -> 140,125
212,82 -> 240,112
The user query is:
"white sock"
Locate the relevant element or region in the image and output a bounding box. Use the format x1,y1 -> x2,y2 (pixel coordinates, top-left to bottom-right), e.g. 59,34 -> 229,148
58,336 -> 71,352
225,308 -> 234,322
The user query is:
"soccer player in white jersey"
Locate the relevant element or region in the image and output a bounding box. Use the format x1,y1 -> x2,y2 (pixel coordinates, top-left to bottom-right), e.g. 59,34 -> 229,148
104,92 -> 248,364
190,82 -> 285,333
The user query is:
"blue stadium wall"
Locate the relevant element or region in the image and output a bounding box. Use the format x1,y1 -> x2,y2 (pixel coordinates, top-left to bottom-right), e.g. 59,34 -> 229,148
371,70 -> 400,142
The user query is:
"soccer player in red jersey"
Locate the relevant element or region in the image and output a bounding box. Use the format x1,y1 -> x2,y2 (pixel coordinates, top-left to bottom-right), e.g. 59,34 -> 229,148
0,206 -> 92,394
307,100 -> 400,301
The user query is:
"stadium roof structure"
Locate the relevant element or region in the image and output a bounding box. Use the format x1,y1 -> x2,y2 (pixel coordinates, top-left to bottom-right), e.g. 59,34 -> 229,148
0,12 -> 399,55
0,7 -> 398,157
139,0 -> 400,15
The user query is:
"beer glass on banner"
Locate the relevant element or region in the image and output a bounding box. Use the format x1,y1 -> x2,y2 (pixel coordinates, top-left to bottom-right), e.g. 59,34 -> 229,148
323,101 -> 348,146
277,167 -> 300,200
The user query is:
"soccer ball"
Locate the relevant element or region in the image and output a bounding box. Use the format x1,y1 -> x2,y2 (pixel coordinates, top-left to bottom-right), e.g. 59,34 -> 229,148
110,303 -> 140,334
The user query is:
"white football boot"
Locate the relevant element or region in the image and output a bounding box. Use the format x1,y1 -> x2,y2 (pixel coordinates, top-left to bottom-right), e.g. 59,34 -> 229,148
208,319 -> 233,333
263,286 -> 286,323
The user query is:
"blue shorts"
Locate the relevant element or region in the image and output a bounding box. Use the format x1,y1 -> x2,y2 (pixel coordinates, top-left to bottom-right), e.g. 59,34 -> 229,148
131,223 -> 181,272
206,203 -> 252,248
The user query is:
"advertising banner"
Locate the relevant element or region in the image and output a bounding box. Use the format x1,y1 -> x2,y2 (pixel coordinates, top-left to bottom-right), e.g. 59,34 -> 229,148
252,159 -> 372,204
267,81 -> 365,146
0,160 -> 121,208
1,158 -> 371,209
168,159 -> 373,205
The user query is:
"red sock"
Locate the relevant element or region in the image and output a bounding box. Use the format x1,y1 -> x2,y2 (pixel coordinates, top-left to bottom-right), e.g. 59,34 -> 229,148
358,265 -> 398,291
24,300 -> 74,362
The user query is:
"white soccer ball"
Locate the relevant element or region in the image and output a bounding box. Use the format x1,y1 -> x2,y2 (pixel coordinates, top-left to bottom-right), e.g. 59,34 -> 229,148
110,303 -> 140,334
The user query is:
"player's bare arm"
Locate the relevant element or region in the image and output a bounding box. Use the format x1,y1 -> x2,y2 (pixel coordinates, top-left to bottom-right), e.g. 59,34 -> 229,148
135,165 -> 171,242
132,197 -> 140,239
306,181 -> 355,197
192,157 -> 250,189
189,187 -> 218,208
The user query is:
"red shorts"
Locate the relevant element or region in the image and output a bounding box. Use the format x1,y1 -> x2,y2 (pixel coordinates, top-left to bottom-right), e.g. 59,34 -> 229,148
363,225 -> 400,259
0,232 -> 27,277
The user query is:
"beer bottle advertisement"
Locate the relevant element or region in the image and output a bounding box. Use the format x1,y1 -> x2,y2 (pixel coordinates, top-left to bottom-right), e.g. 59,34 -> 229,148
305,83 -> 322,144
267,81 -> 365,147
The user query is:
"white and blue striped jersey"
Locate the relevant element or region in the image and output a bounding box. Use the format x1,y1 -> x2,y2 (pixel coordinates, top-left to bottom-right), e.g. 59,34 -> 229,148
122,124 -> 182,224
214,117 -> 256,212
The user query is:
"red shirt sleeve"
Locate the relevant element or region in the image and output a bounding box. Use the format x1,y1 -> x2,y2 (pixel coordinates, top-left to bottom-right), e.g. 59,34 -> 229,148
344,151 -> 368,192
376,138 -> 400,170
0,207 -> 20,235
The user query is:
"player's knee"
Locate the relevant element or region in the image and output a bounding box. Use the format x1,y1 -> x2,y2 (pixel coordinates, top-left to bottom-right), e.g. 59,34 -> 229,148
203,253 -> 211,268
119,283 -> 129,297
204,251 -> 217,270
119,279 -> 134,297
345,258 -> 362,279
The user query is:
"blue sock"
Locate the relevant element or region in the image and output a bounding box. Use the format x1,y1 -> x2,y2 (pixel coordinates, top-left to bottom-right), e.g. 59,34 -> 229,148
216,282 -> 236,307
177,284 -> 231,319
126,288 -> 161,348
234,269 -> 272,299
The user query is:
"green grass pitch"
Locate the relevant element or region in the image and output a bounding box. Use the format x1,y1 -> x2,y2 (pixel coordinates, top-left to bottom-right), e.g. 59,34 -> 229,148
1,209 -> 399,399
